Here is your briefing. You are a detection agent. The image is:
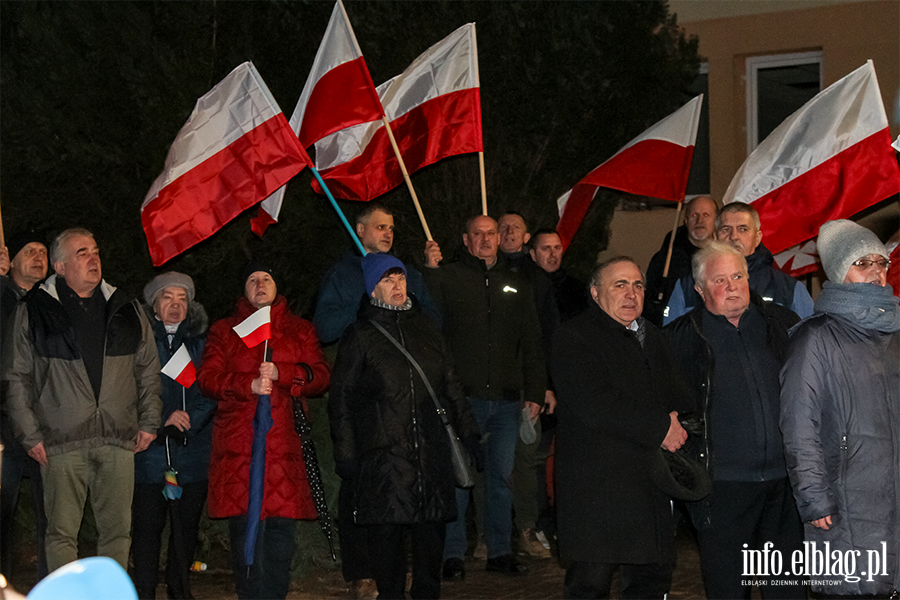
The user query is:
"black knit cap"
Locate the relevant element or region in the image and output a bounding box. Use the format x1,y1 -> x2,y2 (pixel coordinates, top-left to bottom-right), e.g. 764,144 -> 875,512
239,259 -> 276,287
7,230 -> 47,261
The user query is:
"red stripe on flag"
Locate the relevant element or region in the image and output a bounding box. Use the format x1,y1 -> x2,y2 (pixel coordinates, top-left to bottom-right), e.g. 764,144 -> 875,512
751,128 -> 900,254
557,184 -> 597,252
889,243 -> 899,299
142,114 -> 311,266
250,206 -> 277,238
312,87 -> 482,201
175,361 -> 197,389
299,57 -> 384,148
581,139 -> 695,203
240,322 -> 271,349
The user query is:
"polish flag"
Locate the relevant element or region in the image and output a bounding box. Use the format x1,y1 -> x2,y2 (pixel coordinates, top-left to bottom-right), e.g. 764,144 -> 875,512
233,306 -> 272,349
161,345 -> 197,388
310,23 -> 482,201
252,0 -> 384,236
773,241 -> 820,278
722,61 -> 900,255
142,62 -> 312,265
556,95 -> 703,250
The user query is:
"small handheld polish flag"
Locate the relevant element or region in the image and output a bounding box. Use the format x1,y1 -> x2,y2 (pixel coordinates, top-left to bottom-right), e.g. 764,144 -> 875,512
233,306 -> 272,349
160,345 -> 197,388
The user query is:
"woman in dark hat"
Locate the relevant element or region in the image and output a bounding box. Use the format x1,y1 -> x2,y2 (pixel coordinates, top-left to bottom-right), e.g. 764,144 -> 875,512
198,261 -> 330,599
329,253 -> 480,600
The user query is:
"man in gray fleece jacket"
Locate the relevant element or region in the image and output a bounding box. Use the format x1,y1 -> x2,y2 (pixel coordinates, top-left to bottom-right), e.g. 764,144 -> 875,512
2,228 -> 161,573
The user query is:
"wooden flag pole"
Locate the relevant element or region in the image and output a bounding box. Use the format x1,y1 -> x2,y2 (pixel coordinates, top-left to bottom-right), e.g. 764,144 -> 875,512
381,117 -> 432,241
0,195 -> 5,248
310,166 -> 368,256
659,200 -> 684,301
479,152 -> 488,215
381,116 -> 433,241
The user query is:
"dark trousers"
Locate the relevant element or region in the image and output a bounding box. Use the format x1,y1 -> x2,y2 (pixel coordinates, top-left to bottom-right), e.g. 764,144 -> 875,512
0,436 -> 48,580
694,478 -> 805,600
564,561 -> 673,599
228,515 -> 296,600
131,480 -> 207,599
338,479 -> 372,581
367,522 -> 445,600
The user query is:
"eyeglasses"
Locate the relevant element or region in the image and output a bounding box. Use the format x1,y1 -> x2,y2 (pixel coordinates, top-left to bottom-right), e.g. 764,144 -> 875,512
851,258 -> 890,271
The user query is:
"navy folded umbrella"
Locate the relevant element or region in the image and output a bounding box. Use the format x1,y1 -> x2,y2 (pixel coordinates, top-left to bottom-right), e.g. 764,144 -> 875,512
244,393 -> 273,568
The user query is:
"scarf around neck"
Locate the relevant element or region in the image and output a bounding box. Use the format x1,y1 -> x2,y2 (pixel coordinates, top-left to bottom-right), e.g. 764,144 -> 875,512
370,296 -> 413,311
814,281 -> 900,332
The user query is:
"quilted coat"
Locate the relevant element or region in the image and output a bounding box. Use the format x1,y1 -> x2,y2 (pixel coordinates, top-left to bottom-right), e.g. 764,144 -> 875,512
780,313 -> 900,595
199,295 -> 330,520
329,297 -> 480,525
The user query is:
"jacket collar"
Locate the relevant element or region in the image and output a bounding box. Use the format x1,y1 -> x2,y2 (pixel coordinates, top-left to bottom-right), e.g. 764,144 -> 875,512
458,249 -> 507,272
41,273 -> 116,302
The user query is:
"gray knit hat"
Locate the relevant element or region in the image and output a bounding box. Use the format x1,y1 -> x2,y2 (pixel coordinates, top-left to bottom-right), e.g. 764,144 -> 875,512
143,271 -> 195,305
817,220 -> 888,283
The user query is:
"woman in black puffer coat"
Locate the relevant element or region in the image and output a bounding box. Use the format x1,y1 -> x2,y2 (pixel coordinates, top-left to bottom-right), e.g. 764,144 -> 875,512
329,253 -> 480,600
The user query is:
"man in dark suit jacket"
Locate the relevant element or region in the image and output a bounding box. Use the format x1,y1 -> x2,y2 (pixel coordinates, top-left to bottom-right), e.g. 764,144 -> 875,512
552,257 -> 688,599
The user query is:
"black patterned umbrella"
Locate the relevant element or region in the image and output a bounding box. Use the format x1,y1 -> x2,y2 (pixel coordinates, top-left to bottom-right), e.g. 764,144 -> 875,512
292,399 -> 336,561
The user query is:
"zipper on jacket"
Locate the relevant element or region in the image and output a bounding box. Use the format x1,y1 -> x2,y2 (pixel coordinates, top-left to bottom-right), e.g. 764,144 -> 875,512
485,273 -> 492,395
397,315 -> 425,509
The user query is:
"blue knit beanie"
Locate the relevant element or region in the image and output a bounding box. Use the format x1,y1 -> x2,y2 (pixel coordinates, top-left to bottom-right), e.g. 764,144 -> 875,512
361,253 -> 406,296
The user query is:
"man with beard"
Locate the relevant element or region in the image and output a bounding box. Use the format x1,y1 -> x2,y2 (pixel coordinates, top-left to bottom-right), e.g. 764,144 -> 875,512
643,195 -> 717,326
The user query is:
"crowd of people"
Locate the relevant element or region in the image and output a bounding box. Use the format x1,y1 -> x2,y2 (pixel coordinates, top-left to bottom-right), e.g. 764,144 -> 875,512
0,197 -> 897,600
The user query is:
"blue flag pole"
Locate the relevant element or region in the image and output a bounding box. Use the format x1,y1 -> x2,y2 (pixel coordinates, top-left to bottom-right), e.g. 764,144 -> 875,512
310,166 -> 367,256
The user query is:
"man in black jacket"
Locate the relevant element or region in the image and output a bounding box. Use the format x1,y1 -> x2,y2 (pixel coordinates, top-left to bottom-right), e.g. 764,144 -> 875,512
663,242 -> 804,600
0,230 -> 49,580
424,215 -> 545,579
643,195 -> 717,327
552,256 -> 688,599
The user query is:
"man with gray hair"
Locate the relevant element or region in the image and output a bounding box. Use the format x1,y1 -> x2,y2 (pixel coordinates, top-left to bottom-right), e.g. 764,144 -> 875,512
2,227 -> 162,573
781,219 -> 900,597
552,256 -> 689,598
663,242 -> 804,599
663,202 -> 813,325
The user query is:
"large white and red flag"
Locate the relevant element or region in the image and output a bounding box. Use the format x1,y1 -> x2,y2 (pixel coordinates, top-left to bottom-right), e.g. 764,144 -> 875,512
161,345 -> 197,388
723,60 -> 900,256
142,62 -> 312,266
556,95 -> 703,250
252,0 -> 384,235
310,23 -> 482,201
233,306 -> 272,349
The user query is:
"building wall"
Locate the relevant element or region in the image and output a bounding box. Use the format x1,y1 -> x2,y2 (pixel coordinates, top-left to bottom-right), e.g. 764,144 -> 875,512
676,0 -> 899,199
603,0 -> 898,298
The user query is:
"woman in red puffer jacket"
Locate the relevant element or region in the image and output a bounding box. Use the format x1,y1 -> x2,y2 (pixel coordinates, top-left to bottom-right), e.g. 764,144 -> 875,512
199,261 -> 330,600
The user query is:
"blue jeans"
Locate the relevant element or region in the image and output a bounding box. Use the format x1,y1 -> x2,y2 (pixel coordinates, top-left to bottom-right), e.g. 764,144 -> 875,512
444,398 -> 520,560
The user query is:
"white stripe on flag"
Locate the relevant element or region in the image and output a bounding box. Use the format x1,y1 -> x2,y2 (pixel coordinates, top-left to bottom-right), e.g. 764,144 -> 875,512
233,306 -> 271,339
